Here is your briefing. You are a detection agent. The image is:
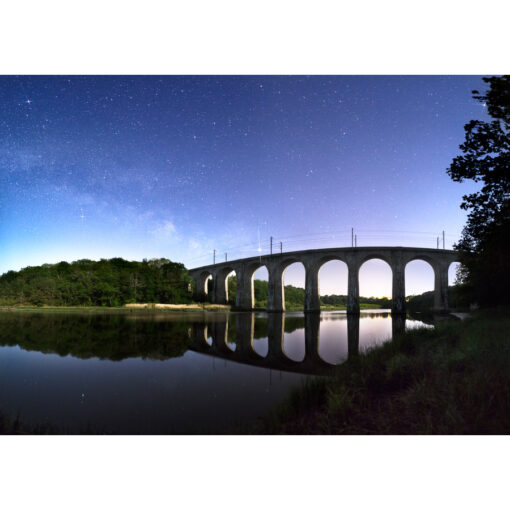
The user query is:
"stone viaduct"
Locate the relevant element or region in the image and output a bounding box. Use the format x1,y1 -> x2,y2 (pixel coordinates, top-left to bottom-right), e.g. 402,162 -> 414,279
188,246 -> 459,314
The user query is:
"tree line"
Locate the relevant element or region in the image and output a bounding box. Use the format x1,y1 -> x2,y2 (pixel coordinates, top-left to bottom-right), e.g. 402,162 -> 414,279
447,75 -> 509,307
0,258 -> 192,307
0,259 -> 393,309
225,277 -> 391,309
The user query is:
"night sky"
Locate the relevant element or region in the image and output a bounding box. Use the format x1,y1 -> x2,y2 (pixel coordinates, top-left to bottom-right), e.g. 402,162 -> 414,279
0,76 -> 486,296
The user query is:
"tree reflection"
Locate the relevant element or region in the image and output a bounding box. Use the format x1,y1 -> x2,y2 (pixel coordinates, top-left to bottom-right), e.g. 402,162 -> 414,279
0,311 -> 422,375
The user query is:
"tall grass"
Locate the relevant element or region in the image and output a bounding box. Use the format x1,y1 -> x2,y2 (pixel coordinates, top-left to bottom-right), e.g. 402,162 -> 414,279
256,308 -> 510,434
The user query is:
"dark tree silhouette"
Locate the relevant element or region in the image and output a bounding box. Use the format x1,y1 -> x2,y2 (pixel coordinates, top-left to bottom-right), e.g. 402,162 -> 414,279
447,75 -> 510,306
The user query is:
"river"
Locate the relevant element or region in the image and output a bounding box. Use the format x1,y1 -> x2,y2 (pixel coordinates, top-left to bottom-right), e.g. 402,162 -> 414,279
0,309 -> 433,433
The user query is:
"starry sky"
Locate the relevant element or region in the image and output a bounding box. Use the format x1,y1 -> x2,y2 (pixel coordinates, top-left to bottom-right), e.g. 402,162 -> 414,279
0,76 -> 487,296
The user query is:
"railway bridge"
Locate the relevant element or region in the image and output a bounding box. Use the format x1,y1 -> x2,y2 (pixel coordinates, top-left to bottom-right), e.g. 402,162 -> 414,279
188,246 -> 459,314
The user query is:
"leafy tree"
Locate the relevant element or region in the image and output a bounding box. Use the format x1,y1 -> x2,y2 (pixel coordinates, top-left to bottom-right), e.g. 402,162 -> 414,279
0,258 -> 192,307
447,75 -> 510,306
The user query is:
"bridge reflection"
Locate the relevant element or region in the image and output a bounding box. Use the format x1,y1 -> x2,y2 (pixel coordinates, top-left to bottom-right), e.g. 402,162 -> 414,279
190,312 -> 409,375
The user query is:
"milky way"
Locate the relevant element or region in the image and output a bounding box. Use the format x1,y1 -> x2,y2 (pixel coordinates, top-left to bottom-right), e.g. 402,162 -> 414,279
0,76 -> 487,295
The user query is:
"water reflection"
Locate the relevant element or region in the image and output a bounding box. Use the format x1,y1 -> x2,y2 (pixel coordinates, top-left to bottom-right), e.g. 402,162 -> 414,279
189,312 -> 408,375
0,310 -> 436,433
0,311 -> 431,376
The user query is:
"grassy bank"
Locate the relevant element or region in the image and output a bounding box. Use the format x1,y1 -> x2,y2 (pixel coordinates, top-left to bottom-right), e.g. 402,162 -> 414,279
255,308 -> 510,434
0,303 -> 387,313
320,303 -> 388,311
0,303 -> 231,314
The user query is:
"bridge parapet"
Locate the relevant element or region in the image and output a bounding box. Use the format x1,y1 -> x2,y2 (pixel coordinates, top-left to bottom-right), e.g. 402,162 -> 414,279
188,246 -> 459,314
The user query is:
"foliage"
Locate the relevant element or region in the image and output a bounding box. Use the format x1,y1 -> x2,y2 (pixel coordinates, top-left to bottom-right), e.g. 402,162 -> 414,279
406,286 -> 469,312
0,258 -> 192,307
321,294 -> 392,309
226,277 -> 305,308
227,277 -> 391,309
447,75 -> 510,306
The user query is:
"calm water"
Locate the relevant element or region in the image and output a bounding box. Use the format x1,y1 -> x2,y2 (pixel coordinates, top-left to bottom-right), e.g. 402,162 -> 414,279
0,310 -> 432,433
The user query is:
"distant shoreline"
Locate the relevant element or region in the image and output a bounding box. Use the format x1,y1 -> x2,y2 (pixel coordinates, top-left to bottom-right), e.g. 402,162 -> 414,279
0,303 -> 389,313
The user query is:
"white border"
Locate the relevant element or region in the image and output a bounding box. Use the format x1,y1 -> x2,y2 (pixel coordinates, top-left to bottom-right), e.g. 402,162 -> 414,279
1,1 -> 508,507
0,1 -> 508,74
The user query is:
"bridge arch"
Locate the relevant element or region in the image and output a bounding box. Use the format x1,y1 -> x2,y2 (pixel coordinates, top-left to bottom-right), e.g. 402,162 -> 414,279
405,258 -> 435,300
447,261 -> 463,308
189,246 -> 459,314
358,257 -> 393,304
358,252 -> 393,268
235,261 -> 270,309
211,266 -> 236,305
448,261 -> 462,285
318,259 -> 348,307
193,270 -> 213,302
252,265 -> 269,309
282,260 -> 306,311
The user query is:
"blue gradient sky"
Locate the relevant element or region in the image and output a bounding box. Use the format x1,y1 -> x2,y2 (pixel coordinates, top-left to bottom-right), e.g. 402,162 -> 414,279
0,76 -> 486,296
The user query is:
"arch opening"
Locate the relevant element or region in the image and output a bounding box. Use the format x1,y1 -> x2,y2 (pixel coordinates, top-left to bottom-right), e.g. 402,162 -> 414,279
252,265 -> 269,309
224,269 -> 236,305
405,259 -> 435,311
358,258 -> 392,310
282,261 -> 306,310
448,262 -> 462,286
199,272 -> 212,302
448,261 -> 463,309
318,259 -> 348,310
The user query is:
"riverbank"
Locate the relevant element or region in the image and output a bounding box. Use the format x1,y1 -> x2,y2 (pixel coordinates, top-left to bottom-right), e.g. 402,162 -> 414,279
0,303 -> 231,313
254,307 -> 510,434
0,302 -> 388,313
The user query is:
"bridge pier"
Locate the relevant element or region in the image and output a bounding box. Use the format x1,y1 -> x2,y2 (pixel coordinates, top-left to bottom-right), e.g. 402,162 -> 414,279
189,247 -> 458,315
235,266 -> 253,310
211,273 -> 227,304
391,257 -> 406,314
304,263 -> 321,312
192,273 -> 210,302
267,266 -> 285,312
434,262 -> 450,314
347,262 -> 360,314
